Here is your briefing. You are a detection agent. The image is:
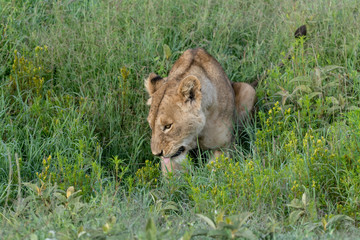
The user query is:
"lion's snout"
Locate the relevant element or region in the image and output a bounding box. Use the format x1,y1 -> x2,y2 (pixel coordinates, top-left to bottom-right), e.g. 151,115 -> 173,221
153,150 -> 163,157
150,139 -> 163,157
151,137 -> 186,159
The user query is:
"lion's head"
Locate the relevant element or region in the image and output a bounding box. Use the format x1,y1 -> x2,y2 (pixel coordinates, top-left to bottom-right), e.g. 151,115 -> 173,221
145,73 -> 205,173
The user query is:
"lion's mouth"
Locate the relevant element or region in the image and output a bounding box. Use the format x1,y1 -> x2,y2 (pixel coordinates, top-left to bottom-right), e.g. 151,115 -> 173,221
170,146 -> 186,158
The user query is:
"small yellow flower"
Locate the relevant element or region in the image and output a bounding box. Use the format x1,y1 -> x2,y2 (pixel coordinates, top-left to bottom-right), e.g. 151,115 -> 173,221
120,67 -> 129,80
66,186 -> 75,198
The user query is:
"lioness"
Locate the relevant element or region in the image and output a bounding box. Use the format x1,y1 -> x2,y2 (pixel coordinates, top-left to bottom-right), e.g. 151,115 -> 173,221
145,48 -> 256,174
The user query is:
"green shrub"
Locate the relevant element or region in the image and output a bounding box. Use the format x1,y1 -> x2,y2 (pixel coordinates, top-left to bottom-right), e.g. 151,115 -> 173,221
9,46 -> 51,98
135,160 -> 160,187
35,141 -> 103,198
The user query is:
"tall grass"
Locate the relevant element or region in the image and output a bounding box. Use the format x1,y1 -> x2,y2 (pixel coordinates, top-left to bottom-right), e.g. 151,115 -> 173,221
1,0 -> 360,238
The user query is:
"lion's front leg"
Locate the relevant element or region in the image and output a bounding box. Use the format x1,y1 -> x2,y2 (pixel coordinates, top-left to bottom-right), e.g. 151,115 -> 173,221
207,149 -> 230,164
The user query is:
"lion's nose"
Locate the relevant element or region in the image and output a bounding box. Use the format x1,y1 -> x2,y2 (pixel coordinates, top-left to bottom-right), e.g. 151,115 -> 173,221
154,150 -> 163,157
151,138 -> 163,156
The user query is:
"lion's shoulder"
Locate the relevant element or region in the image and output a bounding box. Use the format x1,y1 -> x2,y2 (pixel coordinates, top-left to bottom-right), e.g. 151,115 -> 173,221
168,48 -> 220,80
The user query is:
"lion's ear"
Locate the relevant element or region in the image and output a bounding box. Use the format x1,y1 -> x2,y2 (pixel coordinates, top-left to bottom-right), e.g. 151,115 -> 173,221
178,75 -> 202,105
145,73 -> 164,105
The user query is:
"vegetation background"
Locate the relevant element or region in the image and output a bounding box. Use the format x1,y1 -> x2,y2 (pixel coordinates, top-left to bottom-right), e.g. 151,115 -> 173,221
1,0 -> 360,239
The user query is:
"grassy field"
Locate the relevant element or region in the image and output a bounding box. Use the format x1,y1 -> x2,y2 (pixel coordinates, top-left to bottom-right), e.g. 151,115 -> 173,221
1,0 -> 360,239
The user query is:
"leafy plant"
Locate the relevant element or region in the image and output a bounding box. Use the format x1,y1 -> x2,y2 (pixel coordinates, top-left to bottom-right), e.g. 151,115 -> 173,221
9,46 -> 51,99
138,218 -> 172,240
193,212 -> 257,239
287,192 -> 317,225
135,160 -> 160,187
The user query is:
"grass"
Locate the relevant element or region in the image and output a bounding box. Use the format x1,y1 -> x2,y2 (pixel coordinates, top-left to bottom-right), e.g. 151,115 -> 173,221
1,0 -> 360,239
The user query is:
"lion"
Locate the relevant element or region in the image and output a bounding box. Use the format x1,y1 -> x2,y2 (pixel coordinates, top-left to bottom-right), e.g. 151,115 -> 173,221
145,48 -> 256,174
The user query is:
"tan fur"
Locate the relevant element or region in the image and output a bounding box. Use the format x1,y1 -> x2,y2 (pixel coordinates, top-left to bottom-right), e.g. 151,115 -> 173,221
232,82 -> 256,124
145,48 -> 256,174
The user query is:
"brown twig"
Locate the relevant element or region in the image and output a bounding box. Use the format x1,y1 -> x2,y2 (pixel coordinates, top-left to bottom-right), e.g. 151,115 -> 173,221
15,153 -> 22,205
4,151 -> 13,210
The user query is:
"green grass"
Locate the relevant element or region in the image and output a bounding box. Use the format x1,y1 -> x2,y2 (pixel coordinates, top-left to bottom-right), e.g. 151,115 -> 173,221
1,0 -> 360,239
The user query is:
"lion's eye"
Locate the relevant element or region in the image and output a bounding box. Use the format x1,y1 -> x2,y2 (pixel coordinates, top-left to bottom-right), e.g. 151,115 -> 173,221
164,124 -> 172,131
